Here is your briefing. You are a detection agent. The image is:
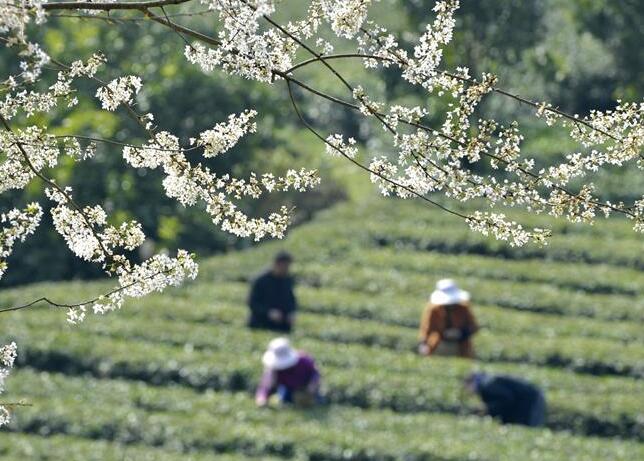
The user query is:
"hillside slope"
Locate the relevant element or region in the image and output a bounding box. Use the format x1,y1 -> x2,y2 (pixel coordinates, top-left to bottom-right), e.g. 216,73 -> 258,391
1,197 -> 643,460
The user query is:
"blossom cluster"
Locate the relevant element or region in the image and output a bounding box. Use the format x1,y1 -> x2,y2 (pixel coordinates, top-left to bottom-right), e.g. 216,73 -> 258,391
326,133 -> 358,158
402,0 -> 459,87
0,341 -> 17,427
123,111 -> 319,240
2,53 -> 104,120
96,75 -> 143,111
67,250 -> 199,323
0,0 -> 45,40
0,126 -> 58,193
0,203 -> 42,279
46,186 -> 145,263
327,1 -> 642,239
319,0 -> 373,39
43,183 -> 201,323
185,0 -> 298,82
0,0 -> 47,85
467,212 -> 551,247
191,110 -> 258,158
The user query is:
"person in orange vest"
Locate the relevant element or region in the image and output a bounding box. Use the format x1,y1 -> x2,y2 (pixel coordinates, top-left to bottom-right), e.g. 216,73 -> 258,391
418,279 -> 479,358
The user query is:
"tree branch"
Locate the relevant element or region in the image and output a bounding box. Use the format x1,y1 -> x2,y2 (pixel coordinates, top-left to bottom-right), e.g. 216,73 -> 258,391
43,0 -> 193,11
0,266 -> 178,314
143,9 -> 221,46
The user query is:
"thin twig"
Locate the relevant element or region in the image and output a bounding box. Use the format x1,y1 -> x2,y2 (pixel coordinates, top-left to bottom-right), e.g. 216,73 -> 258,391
43,0 -> 194,11
0,266 -> 179,314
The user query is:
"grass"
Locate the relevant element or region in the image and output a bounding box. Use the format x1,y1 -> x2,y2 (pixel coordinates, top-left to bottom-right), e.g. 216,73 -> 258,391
1,195 -> 643,459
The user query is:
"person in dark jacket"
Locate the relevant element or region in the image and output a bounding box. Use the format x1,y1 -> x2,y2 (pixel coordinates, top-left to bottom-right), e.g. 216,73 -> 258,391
247,251 -> 297,332
465,372 -> 547,427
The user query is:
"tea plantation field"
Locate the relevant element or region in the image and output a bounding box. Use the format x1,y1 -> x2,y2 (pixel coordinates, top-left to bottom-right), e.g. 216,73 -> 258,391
1,197 -> 643,460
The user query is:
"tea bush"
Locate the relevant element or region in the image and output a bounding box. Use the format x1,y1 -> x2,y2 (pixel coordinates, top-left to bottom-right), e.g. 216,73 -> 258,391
1,197 -> 642,458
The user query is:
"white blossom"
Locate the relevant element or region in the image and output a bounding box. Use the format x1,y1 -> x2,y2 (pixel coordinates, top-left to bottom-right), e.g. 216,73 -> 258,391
369,156 -> 399,196
192,110 -> 257,158
122,110 -> 318,241
467,212 -> 551,247
319,0 -> 373,38
0,342 -> 17,427
0,203 -> 42,279
326,133 -> 358,158
402,0 -> 459,87
96,75 -> 142,111
0,126 -> 59,193
185,0 -> 297,82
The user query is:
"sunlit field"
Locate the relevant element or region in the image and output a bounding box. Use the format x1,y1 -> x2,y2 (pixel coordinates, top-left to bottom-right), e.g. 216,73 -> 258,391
2,197 -> 642,460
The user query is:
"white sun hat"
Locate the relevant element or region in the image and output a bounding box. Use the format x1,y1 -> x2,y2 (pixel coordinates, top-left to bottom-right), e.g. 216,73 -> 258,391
430,279 -> 470,305
262,337 -> 300,370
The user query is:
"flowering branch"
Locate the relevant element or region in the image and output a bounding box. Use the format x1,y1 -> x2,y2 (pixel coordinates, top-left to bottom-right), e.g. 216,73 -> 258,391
0,0 -> 641,320
0,257 -> 194,317
285,79 -> 467,220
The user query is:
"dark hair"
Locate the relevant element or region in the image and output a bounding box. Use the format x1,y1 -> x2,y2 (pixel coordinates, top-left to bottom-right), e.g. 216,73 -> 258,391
274,251 -> 293,263
464,371 -> 487,389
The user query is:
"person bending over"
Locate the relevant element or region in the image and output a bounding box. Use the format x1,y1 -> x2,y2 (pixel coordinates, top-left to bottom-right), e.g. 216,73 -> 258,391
255,337 -> 321,407
464,372 -> 547,427
418,279 -> 479,358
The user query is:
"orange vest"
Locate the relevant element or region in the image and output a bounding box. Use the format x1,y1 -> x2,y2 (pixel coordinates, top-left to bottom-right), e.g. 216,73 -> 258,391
419,303 -> 479,358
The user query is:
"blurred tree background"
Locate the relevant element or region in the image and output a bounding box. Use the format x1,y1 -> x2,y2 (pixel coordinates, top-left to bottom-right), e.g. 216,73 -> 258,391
0,0 -> 641,286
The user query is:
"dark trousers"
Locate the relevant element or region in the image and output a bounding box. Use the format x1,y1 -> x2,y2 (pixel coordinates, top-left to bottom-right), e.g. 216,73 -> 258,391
277,386 -> 323,405
527,391 -> 546,427
248,314 -> 292,333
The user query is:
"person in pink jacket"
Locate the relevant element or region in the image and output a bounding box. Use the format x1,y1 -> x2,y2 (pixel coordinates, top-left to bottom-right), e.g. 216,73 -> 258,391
255,337 -> 321,407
